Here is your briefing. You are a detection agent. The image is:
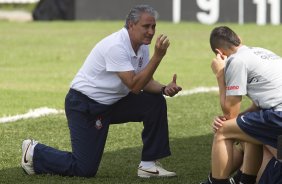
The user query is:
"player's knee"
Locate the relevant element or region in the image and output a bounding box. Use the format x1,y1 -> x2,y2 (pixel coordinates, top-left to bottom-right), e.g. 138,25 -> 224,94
79,169 -> 97,178
76,164 -> 98,177
147,93 -> 167,109
214,127 -> 226,141
215,120 -> 236,138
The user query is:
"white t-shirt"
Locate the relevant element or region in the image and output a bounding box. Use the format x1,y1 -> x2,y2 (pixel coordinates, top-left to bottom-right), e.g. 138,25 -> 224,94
71,28 -> 150,105
225,45 -> 282,110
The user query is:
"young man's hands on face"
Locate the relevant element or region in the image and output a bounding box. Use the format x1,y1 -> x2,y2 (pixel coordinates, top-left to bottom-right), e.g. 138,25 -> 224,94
211,49 -> 227,78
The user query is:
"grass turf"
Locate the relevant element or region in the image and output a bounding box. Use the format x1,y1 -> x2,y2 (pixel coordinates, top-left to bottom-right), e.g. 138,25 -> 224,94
1,21 -> 282,183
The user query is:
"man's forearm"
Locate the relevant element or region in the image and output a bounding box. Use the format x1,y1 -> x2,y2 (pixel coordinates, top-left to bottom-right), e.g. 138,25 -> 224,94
143,79 -> 164,94
216,72 -> 241,119
216,71 -> 228,116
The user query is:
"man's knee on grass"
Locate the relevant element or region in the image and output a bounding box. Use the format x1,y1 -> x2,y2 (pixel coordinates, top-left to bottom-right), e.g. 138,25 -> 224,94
75,162 -> 98,177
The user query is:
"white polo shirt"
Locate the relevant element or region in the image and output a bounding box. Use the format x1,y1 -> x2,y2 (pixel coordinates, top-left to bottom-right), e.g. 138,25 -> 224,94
70,28 -> 150,105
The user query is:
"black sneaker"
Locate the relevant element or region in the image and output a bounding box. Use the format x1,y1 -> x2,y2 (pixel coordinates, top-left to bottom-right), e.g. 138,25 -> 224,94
200,181 -> 211,184
200,176 -> 212,184
200,177 -> 236,184
229,177 -> 237,184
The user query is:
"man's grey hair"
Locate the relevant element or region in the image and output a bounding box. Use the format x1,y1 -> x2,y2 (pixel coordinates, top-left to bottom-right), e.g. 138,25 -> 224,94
124,4 -> 158,29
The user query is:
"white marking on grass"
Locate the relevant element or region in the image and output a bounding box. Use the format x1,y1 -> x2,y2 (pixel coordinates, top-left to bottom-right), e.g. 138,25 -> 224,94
0,107 -> 64,124
167,86 -> 219,97
0,86 -> 218,123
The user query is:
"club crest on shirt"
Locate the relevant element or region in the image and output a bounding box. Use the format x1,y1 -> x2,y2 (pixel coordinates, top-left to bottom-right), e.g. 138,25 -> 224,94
95,117 -> 103,130
138,57 -> 143,68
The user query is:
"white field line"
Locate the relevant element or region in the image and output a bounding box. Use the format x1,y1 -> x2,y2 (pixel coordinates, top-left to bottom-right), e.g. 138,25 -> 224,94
0,107 -> 64,124
0,86 -> 218,124
171,86 -> 218,97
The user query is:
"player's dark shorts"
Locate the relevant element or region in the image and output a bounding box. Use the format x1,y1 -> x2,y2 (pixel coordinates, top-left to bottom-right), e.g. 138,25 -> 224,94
236,109 -> 282,148
258,157 -> 282,184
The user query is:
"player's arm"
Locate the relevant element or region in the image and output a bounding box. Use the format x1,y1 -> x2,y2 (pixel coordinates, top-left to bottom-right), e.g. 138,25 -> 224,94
223,96 -> 242,119
117,53 -> 161,94
212,71 -> 242,132
211,52 -> 242,119
117,35 -> 170,94
215,66 -> 242,119
143,78 -> 165,94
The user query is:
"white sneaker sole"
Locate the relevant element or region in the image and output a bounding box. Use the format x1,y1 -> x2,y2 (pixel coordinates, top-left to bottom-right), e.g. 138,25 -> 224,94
138,170 -> 176,178
21,139 -> 35,175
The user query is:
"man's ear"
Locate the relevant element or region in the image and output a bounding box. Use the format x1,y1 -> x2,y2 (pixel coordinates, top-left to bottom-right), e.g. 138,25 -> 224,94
215,48 -> 226,60
238,36 -> 242,44
215,48 -> 223,56
128,21 -> 134,30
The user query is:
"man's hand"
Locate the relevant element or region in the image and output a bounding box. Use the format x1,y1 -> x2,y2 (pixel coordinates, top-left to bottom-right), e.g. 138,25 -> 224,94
212,115 -> 226,133
211,52 -> 227,78
164,74 -> 182,97
153,34 -> 170,61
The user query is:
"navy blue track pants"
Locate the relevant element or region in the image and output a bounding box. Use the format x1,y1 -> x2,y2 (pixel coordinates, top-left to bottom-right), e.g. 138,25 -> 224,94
33,89 -> 171,177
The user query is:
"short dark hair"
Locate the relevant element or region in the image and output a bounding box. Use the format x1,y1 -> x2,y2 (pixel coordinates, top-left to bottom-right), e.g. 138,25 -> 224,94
124,4 -> 158,29
210,26 -> 241,54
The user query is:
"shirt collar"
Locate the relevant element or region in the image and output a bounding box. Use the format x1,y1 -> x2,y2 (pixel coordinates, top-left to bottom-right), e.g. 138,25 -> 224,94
121,27 -> 140,58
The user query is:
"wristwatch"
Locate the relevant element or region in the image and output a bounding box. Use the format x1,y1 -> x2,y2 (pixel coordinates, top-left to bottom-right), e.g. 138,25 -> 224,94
161,86 -> 167,95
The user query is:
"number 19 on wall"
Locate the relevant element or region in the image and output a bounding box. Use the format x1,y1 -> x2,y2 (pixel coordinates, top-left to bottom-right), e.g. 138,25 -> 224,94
195,0 -> 280,25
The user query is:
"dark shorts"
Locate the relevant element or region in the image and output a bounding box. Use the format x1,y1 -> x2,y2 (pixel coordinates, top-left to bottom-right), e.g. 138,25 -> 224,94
259,157 -> 282,184
237,109 -> 282,148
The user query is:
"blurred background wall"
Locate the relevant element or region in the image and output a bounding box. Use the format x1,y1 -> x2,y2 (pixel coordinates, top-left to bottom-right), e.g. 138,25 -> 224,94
0,0 -> 281,25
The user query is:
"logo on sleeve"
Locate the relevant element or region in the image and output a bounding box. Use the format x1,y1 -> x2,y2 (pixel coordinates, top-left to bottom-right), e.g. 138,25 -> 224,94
226,86 -> 239,90
249,77 -> 258,83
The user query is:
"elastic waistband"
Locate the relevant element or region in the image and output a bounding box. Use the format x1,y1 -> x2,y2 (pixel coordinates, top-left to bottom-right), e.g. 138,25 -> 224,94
69,88 -> 99,104
69,88 -> 85,97
274,104 -> 282,111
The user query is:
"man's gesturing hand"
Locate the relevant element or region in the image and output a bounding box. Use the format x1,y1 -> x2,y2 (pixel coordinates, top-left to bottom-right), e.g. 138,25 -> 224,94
164,74 -> 182,97
154,34 -> 170,61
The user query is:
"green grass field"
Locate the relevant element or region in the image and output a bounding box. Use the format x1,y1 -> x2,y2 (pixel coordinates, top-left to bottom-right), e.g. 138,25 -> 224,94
1,21 -> 282,184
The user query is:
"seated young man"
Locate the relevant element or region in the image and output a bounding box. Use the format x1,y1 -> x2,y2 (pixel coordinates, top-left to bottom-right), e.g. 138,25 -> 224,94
257,142 -> 282,183
201,26 -> 282,184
